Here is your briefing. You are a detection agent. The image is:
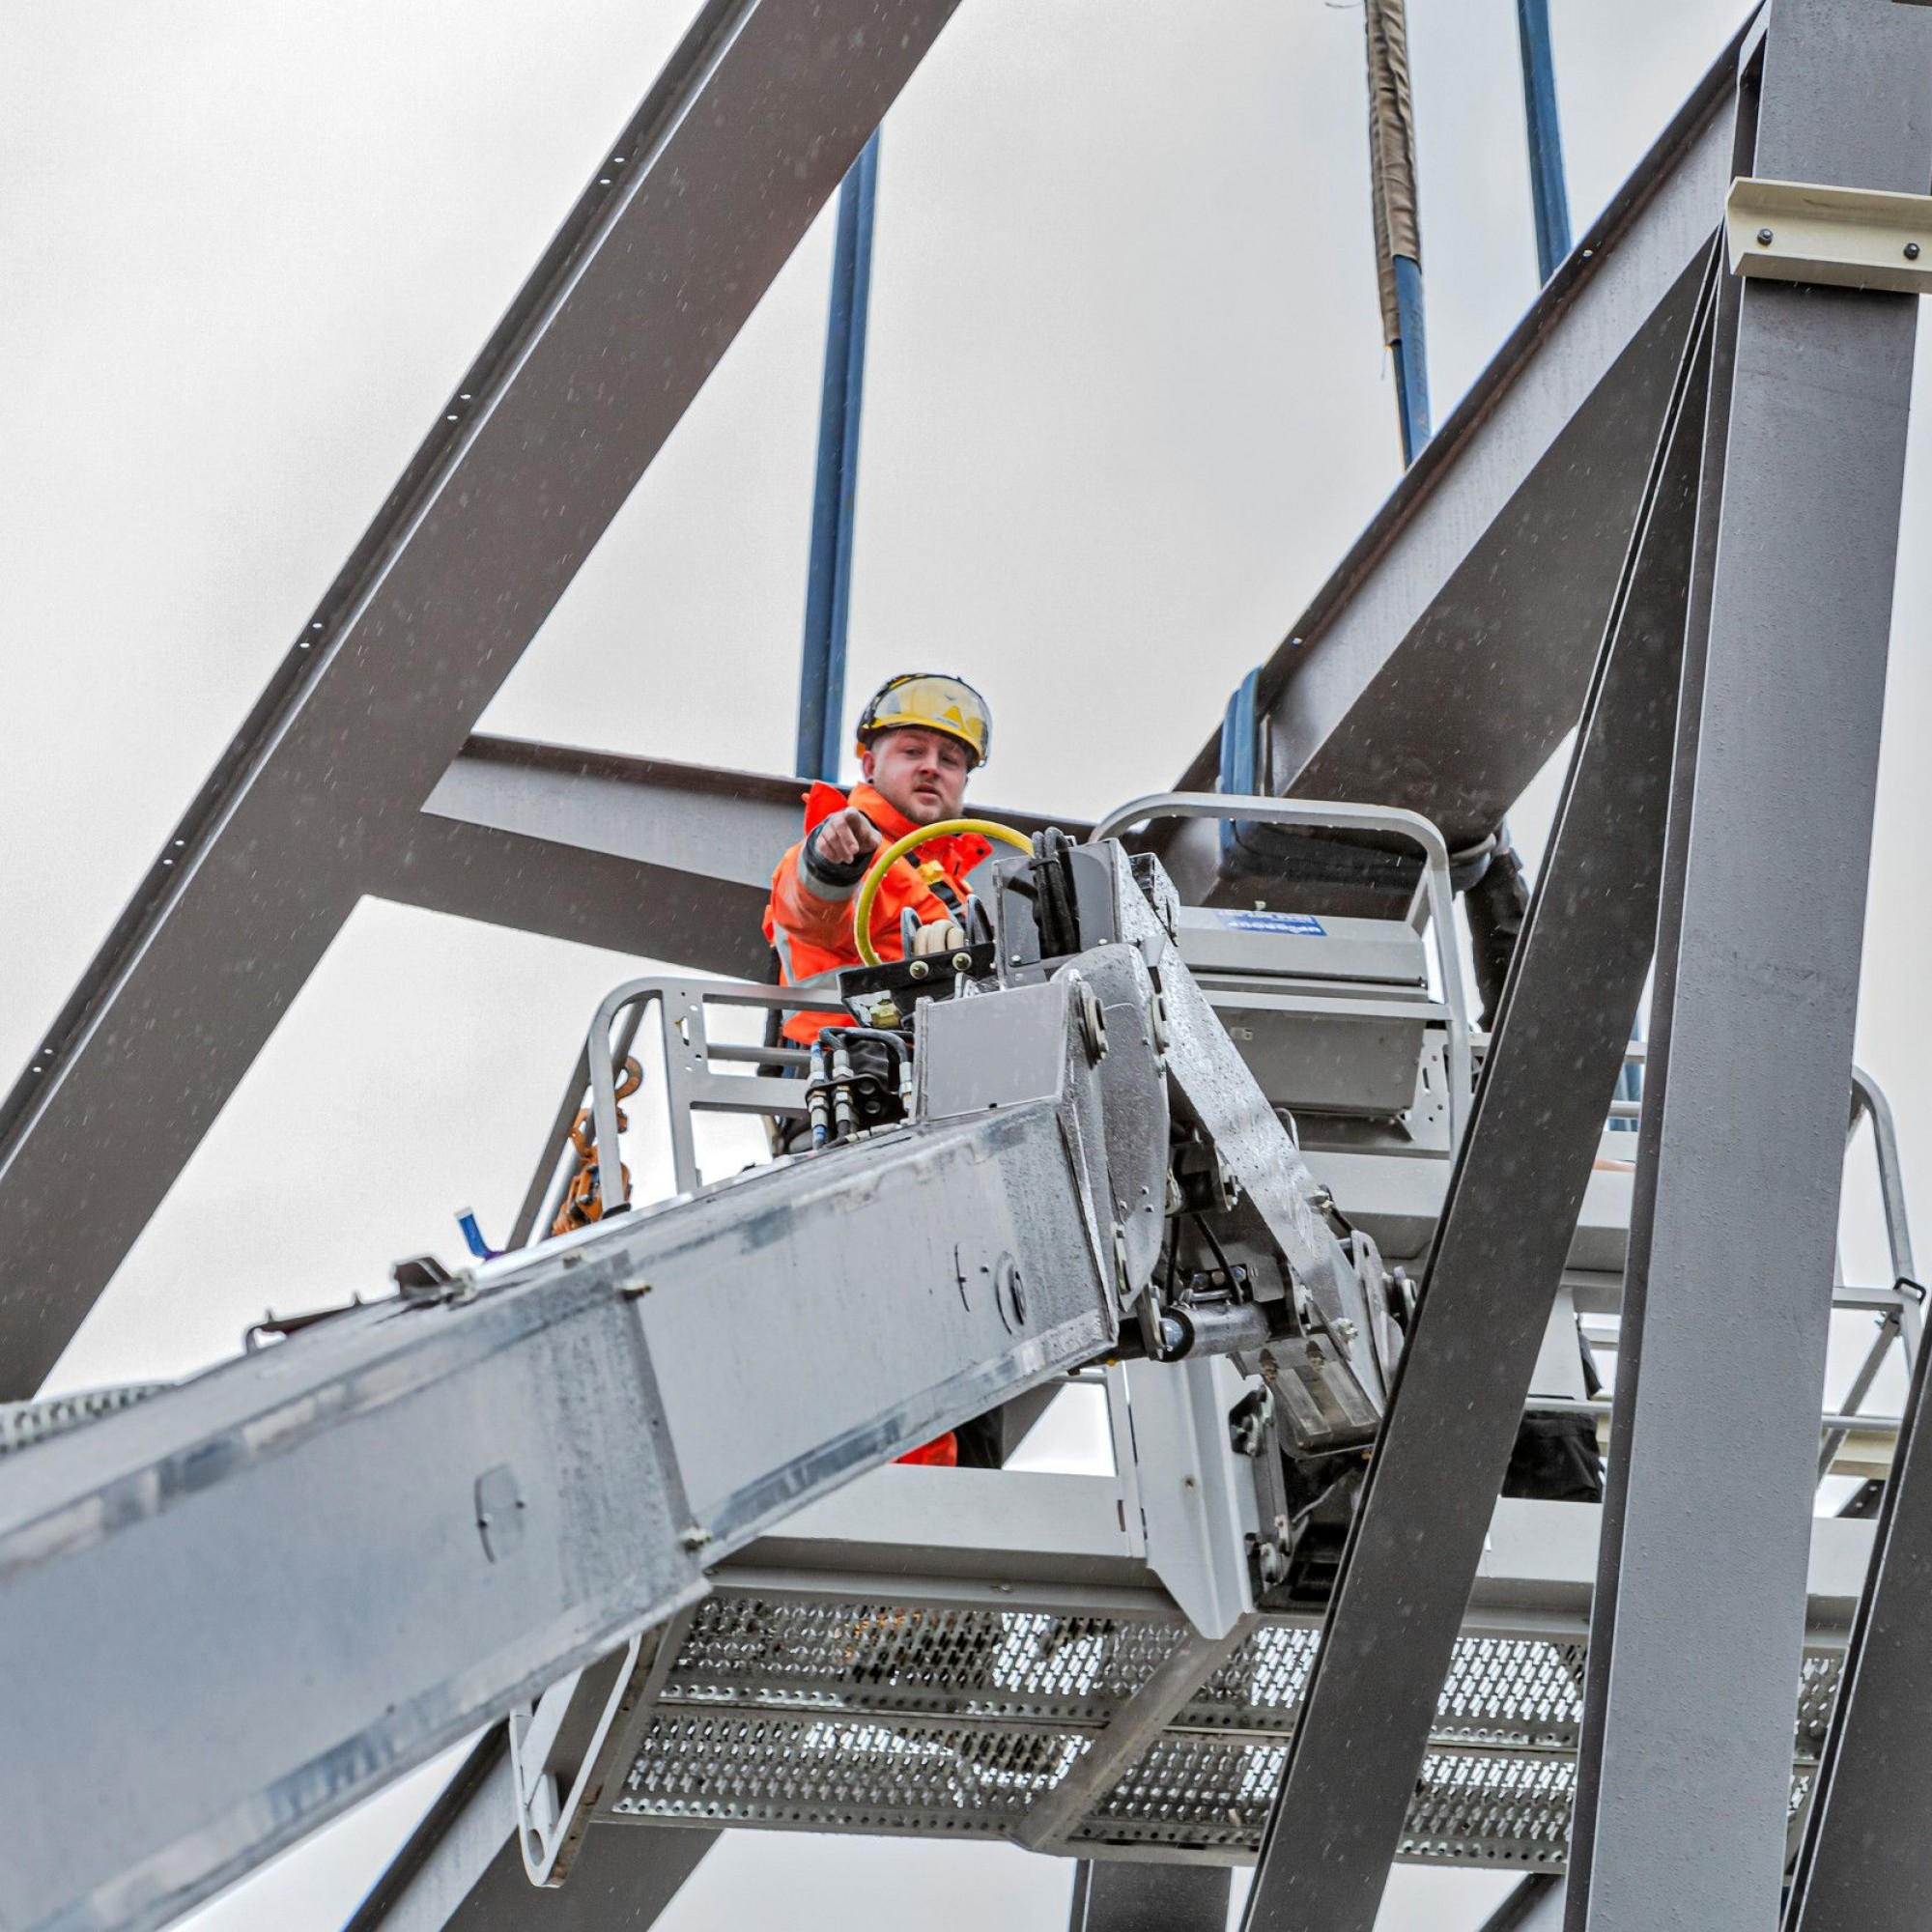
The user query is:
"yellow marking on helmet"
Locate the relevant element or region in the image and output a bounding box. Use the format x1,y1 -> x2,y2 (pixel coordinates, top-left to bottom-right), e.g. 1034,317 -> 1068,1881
855,672 -> 992,766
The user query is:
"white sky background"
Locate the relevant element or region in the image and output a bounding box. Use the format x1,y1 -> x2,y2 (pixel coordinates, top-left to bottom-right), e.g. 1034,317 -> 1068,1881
7,0 -> 1930,1926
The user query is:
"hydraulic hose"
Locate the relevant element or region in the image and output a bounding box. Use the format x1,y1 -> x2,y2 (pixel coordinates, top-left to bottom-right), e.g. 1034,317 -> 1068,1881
852,818 -> 1034,965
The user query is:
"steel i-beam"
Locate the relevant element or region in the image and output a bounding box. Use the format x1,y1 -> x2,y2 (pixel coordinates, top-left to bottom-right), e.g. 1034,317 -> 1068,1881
1163,19 -> 1750,862
378,734 -> 1089,981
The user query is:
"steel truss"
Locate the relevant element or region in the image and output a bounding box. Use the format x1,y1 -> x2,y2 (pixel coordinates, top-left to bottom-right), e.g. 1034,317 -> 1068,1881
1241,228 -> 1721,1932
0,2 -> 1747,1389
1568,8 -> 1932,1927
0,0 -> 969,1396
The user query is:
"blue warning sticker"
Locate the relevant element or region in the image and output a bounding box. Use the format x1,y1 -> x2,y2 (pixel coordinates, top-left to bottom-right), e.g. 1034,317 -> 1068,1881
1210,909 -> 1326,936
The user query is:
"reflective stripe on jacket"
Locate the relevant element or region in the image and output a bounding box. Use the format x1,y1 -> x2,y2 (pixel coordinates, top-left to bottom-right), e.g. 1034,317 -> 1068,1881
763,781 -> 992,1045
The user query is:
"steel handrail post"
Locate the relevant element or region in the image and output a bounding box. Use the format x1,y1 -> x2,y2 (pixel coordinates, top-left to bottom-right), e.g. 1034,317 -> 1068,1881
586,975 -> 852,1214
587,979 -> 670,1217
1852,1063 -> 1918,1288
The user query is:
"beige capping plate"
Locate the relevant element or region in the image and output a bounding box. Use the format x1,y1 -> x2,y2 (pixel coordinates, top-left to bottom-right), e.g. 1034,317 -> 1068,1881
1726,175 -> 1932,294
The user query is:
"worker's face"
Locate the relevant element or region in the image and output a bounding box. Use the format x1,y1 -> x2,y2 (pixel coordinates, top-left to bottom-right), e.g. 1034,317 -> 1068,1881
863,727 -> 972,825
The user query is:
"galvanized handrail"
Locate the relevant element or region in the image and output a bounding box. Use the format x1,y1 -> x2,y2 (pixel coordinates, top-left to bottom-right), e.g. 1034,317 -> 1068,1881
1579,1059 -> 1919,1492
585,975 -> 847,1212
1813,1065 -> 1921,1482
511,974 -> 850,1244
1852,1063 -> 1917,1289
1089,791 -> 1472,1148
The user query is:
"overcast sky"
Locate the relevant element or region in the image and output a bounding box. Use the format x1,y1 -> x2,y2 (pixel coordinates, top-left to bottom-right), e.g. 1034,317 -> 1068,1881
10,1 -> 1927,1927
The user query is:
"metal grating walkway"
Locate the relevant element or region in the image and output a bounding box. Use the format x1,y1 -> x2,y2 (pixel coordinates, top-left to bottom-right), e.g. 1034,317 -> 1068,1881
609,1592 -> 1838,1866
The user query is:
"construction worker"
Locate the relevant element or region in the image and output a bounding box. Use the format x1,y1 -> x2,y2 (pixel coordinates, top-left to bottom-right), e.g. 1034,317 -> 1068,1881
764,672 -> 996,1472
763,672 -> 995,1044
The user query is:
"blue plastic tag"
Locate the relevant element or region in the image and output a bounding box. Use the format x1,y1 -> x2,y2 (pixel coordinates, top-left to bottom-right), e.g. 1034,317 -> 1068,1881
1210,909 -> 1326,936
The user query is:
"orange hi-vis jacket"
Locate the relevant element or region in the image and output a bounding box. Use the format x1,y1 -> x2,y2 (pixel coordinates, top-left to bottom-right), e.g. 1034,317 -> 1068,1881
763,781 -> 994,1045
764,781 -> 994,1471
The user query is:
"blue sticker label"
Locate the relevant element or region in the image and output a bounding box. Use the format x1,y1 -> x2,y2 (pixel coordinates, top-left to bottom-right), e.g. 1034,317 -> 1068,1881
1210,909 -> 1326,936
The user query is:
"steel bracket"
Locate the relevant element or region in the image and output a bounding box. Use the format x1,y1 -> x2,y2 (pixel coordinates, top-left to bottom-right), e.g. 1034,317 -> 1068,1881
511,1637 -> 640,1886
511,1610 -> 695,1887
1725,176 -> 1932,294
1117,1354 -> 1263,1640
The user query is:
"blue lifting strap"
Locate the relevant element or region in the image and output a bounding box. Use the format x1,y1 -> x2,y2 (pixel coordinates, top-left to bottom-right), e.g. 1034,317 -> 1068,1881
1217,668 -> 1264,868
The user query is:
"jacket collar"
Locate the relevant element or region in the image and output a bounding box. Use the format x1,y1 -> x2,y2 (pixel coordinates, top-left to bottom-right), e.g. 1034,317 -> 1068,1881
801,781 -> 922,840
847,781 -> 923,843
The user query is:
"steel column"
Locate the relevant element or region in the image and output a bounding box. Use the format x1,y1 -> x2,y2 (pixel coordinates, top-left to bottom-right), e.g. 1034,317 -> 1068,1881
346,1733 -> 519,1932
0,0 -> 964,1398
1067,1860 -> 1232,1932
1238,251 -> 1716,1932
445,1825 -> 718,1930
1563,125 -> 1749,1932
1515,0 -> 1572,281
1567,7 -> 1932,1926
1483,1875 -> 1566,1932
797,132 -> 881,783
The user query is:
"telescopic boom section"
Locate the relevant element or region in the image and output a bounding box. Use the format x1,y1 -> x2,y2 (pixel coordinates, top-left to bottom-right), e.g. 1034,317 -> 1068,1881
0,980 -> 1123,1932
0,848 -> 1376,1932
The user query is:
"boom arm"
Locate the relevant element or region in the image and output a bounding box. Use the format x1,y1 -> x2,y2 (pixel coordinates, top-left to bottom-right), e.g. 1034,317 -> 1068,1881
0,852 -> 1380,1932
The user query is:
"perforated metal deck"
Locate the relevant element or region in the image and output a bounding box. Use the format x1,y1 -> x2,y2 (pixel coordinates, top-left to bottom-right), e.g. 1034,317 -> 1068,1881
608,1592 -> 1838,1866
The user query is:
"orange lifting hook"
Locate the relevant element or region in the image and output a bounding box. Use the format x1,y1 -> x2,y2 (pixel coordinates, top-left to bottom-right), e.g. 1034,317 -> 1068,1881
551,1057 -> 642,1237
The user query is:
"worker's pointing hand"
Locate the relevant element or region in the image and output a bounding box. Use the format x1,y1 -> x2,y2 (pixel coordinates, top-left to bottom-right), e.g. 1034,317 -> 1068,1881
815,807 -> 884,868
